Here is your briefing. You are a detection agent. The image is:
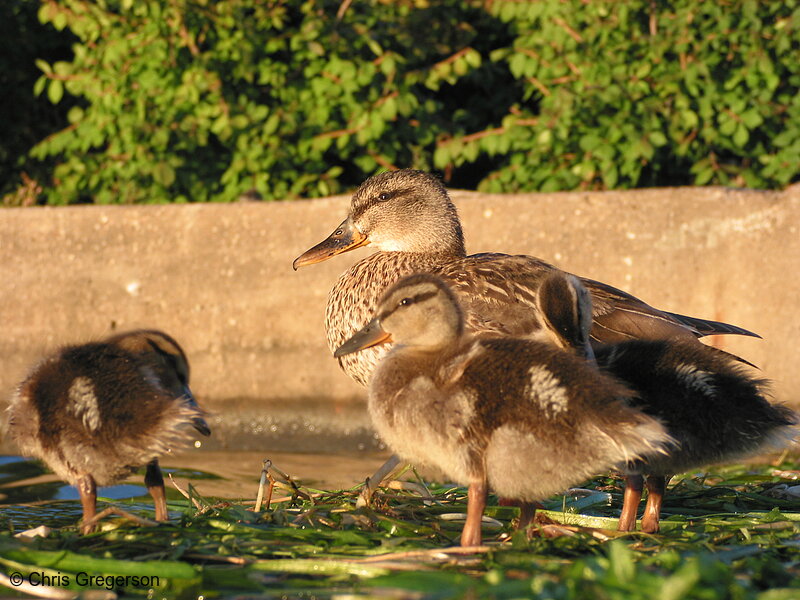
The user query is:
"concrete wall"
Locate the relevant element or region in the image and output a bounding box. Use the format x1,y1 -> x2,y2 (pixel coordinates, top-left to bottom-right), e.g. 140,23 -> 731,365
1,185 -> 798,448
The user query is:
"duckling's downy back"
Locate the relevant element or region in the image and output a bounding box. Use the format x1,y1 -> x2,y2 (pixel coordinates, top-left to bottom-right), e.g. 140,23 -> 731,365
596,340 -> 797,474
459,336 -> 671,501
7,330 -> 207,487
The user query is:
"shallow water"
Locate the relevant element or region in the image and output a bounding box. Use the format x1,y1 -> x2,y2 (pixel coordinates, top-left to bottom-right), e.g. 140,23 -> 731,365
0,448 -> 393,529
0,398 -> 393,517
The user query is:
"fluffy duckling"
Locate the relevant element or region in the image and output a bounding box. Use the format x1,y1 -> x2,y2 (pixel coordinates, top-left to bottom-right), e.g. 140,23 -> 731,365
6,330 -> 210,533
295,169 -> 758,388
537,273 -> 798,533
335,273 -> 673,546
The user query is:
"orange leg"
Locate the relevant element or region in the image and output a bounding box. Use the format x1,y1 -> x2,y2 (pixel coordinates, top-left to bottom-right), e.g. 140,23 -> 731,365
641,475 -> 667,533
618,474 -> 644,532
78,474 -> 98,534
461,480 -> 487,547
145,459 -> 168,522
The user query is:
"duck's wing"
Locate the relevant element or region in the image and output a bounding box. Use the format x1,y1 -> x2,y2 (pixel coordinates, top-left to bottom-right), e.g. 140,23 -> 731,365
582,277 -> 761,343
437,253 -> 760,344
436,253 -> 555,339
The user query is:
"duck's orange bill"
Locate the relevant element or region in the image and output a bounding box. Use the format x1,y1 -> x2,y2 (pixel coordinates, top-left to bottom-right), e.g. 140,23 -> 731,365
334,319 -> 393,358
293,217 -> 369,270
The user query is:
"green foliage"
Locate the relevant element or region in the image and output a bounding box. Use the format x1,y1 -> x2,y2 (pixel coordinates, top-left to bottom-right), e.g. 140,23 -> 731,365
1,461 -> 800,599
28,0 -> 506,203
0,0 -> 76,205
464,0 -> 800,192
14,0 -> 800,203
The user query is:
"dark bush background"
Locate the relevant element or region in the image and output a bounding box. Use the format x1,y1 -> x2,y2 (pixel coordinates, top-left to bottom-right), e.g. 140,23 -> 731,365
3,0 -> 799,205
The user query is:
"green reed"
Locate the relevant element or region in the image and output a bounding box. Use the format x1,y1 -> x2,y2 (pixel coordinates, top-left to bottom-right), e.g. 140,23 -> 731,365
1,458 -> 798,599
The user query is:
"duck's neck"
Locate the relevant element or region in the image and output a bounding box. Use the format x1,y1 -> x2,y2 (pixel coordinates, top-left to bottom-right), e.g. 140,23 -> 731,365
426,221 -> 466,257
364,250 -> 461,277
372,233 -> 466,257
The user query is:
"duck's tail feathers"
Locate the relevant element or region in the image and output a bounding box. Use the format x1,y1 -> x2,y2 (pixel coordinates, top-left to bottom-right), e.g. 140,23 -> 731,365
663,311 -> 761,339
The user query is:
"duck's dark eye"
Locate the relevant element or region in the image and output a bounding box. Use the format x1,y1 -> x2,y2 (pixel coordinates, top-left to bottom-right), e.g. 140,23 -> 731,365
378,192 -> 392,201
399,297 -> 413,307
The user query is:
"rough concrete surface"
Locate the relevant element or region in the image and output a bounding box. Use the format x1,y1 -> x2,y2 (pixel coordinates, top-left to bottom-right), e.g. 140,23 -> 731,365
1,185 -> 798,450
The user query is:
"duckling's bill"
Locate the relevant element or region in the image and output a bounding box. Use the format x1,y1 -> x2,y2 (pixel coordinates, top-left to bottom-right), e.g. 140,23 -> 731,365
334,319 -> 393,358
192,415 -> 212,437
293,217 -> 369,270
182,385 -> 211,436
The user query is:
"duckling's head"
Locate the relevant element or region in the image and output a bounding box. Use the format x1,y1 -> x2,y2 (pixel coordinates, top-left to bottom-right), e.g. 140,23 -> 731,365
107,330 -> 210,436
109,330 -> 190,387
335,273 -> 464,357
293,170 -> 465,269
537,272 -> 595,360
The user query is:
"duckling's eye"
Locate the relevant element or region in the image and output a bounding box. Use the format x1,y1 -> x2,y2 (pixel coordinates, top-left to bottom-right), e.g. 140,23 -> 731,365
399,297 -> 413,307
378,192 -> 392,201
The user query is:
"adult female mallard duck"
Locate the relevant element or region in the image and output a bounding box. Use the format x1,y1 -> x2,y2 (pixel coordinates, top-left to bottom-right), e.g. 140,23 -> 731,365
536,273 -> 798,533
294,169 -> 758,388
335,273 -> 674,546
6,330 -> 210,533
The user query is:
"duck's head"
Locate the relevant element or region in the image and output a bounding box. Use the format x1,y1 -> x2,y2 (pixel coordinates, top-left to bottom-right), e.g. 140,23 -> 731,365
334,273 -> 464,357
107,330 -> 211,436
293,170 -> 465,269
537,272 -> 595,360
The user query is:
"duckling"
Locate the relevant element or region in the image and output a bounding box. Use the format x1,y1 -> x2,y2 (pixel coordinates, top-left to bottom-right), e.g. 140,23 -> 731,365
6,330 -> 210,533
536,273 -> 798,533
294,169 -> 758,388
335,273 -> 673,546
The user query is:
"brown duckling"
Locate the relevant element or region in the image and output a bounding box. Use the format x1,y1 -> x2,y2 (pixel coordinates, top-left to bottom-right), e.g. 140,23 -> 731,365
335,273 -> 673,546
536,273 -> 798,533
294,169 -> 758,388
6,330 -> 210,533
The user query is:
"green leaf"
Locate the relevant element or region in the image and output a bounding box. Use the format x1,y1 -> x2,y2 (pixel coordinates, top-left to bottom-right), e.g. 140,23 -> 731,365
35,59 -> 52,75
680,110 -> 699,129
608,541 -> 635,584
659,558 -> 702,600
719,116 -> 737,136
379,96 -> 397,121
52,10 -> 67,30
33,75 -> 47,97
465,49 -> 482,69
740,109 -> 763,129
649,131 -> 668,147
47,79 -> 63,104
579,134 -> 602,152
433,145 -> 451,169
153,162 -> 176,187
67,106 -> 85,124
733,123 -> 749,147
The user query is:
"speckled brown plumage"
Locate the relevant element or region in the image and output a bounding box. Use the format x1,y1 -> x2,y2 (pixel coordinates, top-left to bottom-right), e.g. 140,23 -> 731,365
295,169 -> 758,388
335,274 -> 673,546
6,329 -> 209,532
